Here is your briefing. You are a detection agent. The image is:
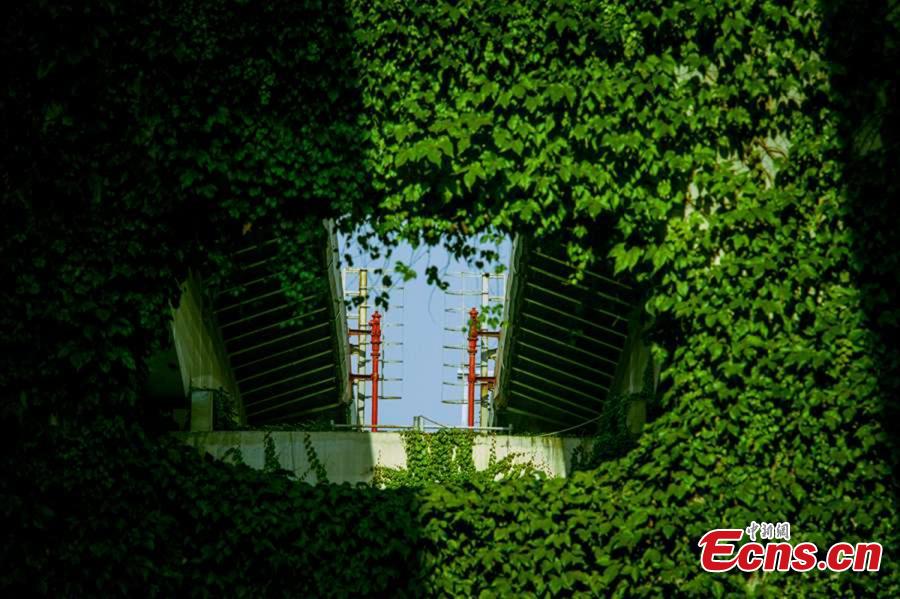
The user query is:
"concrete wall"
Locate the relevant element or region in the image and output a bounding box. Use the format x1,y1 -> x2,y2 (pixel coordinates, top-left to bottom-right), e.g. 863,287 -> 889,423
609,310 -> 659,435
178,431 -> 587,484
171,274 -> 244,429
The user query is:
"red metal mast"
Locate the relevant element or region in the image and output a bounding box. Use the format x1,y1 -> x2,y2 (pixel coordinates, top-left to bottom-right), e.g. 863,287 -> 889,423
467,307 -> 478,428
370,311 -> 381,432
348,311 -> 383,432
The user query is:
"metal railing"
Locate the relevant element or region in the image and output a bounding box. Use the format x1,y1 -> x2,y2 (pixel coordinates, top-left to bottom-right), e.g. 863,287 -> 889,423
330,418 -> 512,434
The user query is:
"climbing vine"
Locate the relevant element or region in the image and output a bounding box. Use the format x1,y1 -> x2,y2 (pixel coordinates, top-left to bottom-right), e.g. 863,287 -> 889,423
571,363 -> 657,471
373,429 -> 546,488
302,433 -> 330,483
212,389 -> 240,432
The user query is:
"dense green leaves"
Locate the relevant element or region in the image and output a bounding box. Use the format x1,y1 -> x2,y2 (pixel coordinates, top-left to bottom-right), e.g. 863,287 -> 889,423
3,0 -> 899,595
373,429 -> 546,488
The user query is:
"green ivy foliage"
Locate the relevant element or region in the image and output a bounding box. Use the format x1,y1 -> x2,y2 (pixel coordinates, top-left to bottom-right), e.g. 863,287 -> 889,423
352,1 -> 900,592
570,370 -> 656,472
1,0 -> 371,422
2,421 -> 424,596
373,429 -> 546,488
569,404 -> 634,471
3,0 -> 898,596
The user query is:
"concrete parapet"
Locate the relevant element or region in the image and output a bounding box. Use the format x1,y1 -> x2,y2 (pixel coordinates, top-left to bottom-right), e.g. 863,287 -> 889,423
177,431 -> 586,484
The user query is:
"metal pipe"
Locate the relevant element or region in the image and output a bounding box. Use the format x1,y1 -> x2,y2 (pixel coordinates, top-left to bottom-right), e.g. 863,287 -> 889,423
467,307 -> 478,428
370,311 -> 382,432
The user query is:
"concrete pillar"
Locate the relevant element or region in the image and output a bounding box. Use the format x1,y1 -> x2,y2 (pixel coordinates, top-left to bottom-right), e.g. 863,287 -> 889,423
190,389 -> 215,432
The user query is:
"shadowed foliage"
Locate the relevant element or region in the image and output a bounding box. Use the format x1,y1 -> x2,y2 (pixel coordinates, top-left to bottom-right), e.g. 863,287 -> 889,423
2,0 -> 898,595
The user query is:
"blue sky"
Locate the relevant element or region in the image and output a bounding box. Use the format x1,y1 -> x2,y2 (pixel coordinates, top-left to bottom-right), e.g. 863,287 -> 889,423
339,236 -> 510,427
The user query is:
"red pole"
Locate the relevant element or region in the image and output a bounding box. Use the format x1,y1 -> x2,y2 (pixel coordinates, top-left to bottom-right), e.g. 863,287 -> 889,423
370,311 -> 381,432
467,307 -> 478,428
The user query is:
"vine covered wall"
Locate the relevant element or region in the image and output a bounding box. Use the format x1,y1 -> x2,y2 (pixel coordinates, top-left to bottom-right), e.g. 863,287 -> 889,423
373,429 -> 549,487
2,0 -> 898,595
